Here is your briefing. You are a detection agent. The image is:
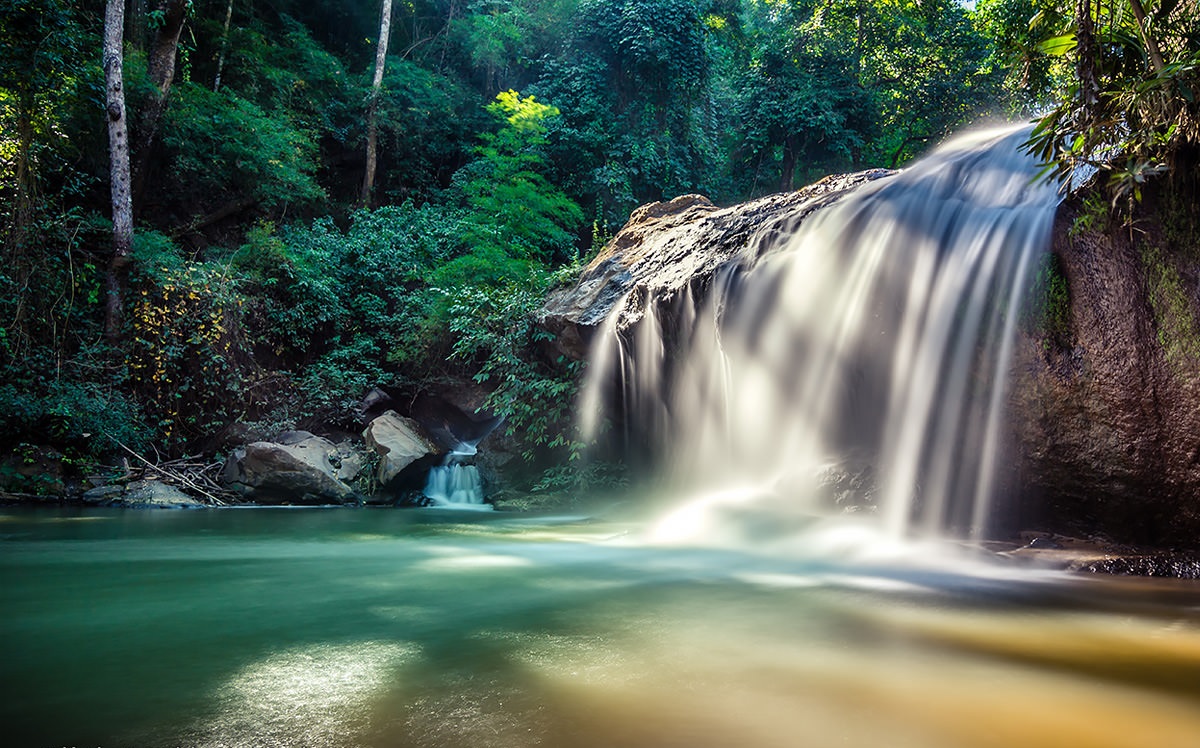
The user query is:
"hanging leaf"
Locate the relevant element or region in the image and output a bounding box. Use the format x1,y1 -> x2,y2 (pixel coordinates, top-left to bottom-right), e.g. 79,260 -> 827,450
1038,34 -> 1076,57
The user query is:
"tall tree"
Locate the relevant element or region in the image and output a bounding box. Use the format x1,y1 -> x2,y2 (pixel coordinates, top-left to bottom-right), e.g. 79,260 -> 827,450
213,0 -> 235,92
132,0 -> 189,202
103,0 -> 133,339
362,0 -> 394,207
535,0 -> 716,222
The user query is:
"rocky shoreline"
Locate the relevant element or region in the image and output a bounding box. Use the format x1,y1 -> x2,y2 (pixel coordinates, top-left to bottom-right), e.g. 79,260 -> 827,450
989,532 -> 1200,580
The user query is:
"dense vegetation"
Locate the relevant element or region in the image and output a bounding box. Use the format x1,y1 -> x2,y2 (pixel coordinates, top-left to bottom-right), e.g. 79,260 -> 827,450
1,0 -> 1196,495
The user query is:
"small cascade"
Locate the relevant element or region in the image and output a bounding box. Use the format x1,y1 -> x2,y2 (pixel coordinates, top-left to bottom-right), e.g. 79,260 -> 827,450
581,125 -> 1059,548
422,444 -> 490,510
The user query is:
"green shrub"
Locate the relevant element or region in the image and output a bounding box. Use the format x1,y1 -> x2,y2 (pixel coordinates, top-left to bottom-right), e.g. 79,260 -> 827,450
446,278 -> 580,459
163,82 -> 325,214
127,231 -> 252,447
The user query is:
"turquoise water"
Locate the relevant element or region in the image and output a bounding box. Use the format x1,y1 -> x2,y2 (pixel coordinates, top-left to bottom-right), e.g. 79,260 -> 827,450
3,506 -> 1200,748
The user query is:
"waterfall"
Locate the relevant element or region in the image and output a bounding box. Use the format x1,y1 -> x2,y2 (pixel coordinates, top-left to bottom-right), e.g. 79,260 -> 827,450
423,444 -> 490,510
582,125 -> 1059,547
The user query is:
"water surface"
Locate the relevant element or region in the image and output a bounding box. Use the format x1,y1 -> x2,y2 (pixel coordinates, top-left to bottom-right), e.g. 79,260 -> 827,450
3,506 -> 1200,747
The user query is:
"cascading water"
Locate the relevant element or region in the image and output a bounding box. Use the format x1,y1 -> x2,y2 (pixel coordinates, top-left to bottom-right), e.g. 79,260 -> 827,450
582,125 -> 1059,549
423,443 -> 490,510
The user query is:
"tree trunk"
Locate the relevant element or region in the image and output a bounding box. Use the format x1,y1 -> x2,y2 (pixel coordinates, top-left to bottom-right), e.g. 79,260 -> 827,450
127,0 -> 148,51
1075,0 -> 1101,126
1126,0 -> 1166,76
5,104 -> 35,257
104,0 -> 134,341
214,0 -> 234,92
361,0 -> 394,208
780,137 -> 798,192
132,0 -> 189,204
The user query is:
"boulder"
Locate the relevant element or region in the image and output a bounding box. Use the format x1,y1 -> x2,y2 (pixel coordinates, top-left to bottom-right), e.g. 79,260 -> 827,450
333,440 -> 364,482
539,171 -> 894,359
222,432 -> 356,504
81,479 -> 205,508
363,411 -> 441,486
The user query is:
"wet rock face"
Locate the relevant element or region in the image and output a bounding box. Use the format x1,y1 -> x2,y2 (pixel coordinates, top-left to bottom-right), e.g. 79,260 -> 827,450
539,171 -> 894,359
1011,197 -> 1200,548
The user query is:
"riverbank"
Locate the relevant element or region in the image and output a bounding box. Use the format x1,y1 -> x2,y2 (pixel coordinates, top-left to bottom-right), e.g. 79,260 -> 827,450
989,532 -> 1200,580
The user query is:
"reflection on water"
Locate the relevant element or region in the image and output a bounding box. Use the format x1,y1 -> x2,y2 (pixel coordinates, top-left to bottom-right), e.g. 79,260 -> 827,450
188,641 -> 415,748
2,506 -> 1200,748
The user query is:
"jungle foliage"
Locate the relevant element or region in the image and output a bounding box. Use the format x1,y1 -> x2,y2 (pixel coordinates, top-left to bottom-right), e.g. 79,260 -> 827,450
0,0 -> 1194,489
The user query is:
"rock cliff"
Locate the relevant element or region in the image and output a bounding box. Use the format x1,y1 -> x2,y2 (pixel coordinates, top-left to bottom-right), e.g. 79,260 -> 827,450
539,170 -> 894,358
1011,193 -> 1200,546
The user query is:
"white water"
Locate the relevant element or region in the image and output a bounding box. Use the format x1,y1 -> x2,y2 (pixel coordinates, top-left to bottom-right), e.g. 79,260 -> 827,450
582,125 -> 1059,548
423,446 -> 490,510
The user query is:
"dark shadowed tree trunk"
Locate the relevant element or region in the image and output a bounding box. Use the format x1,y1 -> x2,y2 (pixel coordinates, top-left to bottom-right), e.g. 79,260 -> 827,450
780,135 -> 800,191
214,0 -> 234,92
104,0 -> 133,340
132,0 -> 189,203
1075,0 -> 1100,125
361,0 -> 393,208
127,0 -> 148,50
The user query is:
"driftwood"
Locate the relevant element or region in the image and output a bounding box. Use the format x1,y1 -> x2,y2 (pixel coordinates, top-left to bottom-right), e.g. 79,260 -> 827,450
103,436 -> 236,505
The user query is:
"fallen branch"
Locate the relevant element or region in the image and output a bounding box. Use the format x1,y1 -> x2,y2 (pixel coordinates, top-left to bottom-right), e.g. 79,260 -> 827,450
102,434 -> 231,506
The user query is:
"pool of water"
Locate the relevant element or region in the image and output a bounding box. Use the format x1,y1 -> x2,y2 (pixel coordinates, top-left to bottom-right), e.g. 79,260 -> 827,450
3,506 -> 1200,747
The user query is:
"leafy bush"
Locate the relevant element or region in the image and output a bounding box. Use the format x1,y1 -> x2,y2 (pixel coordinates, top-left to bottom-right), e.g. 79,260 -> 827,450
446,278 -> 581,462
162,82 -> 325,215
127,231 -> 252,447
0,361 -> 152,458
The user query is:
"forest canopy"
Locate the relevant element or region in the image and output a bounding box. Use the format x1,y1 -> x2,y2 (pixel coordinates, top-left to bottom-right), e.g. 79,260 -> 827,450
1,0 -> 1196,492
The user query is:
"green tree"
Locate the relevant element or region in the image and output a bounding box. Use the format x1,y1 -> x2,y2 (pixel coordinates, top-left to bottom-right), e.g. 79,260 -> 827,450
451,0 -> 580,95
535,0 -> 717,223
974,0 -> 1071,113
722,1 -> 876,191
370,60 -> 482,205
1026,0 -> 1200,204
451,90 -> 584,267
862,0 -> 1001,166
